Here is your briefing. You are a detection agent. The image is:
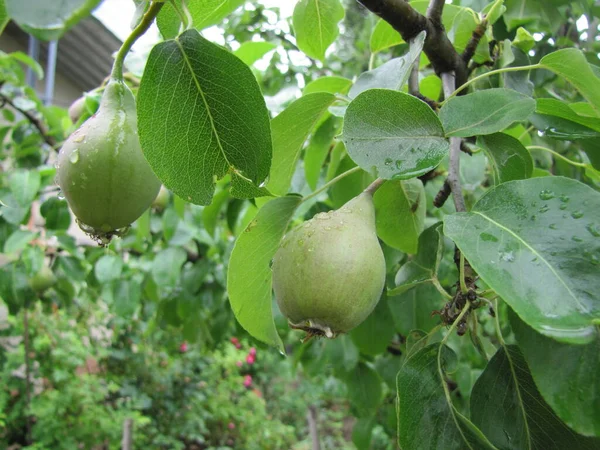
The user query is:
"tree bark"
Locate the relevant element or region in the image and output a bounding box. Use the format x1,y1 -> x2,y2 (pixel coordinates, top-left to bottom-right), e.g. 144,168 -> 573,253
306,405 -> 321,450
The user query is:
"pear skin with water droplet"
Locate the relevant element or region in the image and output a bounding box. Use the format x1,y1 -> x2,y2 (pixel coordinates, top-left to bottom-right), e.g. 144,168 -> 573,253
272,192 -> 386,338
57,79 -> 160,241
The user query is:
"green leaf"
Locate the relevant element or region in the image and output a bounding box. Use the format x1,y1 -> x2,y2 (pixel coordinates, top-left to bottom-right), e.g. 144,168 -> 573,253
5,0 -> 101,40
471,344 -> 600,448
233,41 -> 277,66
343,362 -> 383,416
151,248 -> 187,289
303,76 -> 352,96
4,230 -> 36,254
350,294 -> 395,356
503,0 -> 560,30
202,189 -> 229,237
137,30 -> 272,205
390,223 -> 444,296
188,0 -> 245,30
370,19 -> 403,53
304,115 -> 341,190
388,284 -> 443,336
535,99 -> 600,133
352,417 -> 376,450
440,88 -> 536,137
292,0 -> 344,61
9,169 -> 40,207
397,344 -> 497,450
540,49 -> 600,112
342,89 -> 449,180
349,31 -> 426,99
267,93 -> 336,195
373,179 -> 425,253
94,255 -> 123,283
0,0 -> 8,34
156,1 -> 181,40
40,197 -> 71,230
444,177 -> 600,344
478,132 -> 533,184
511,312 -> 600,438
227,196 -> 302,351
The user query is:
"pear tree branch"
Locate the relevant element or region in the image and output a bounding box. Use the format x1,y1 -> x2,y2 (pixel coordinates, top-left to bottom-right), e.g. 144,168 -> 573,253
356,0 -> 468,87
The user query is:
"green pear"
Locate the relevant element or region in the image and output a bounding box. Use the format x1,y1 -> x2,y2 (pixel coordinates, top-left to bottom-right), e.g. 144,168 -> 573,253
56,79 -> 160,242
272,192 -> 386,338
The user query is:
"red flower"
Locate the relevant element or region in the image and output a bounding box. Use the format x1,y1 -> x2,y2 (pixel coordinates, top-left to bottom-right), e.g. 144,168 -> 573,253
236,361 -> 243,368
234,342 -> 242,349
246,354 -> 255,365
228,422 -> 235,430
230,337 -> 239,345
249,347 -> 257,356
179,341 -> 188,353
243,375 -> 252,387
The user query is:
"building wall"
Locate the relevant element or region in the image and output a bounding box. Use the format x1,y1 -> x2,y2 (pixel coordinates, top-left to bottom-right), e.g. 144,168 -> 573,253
0,34 -> 85,108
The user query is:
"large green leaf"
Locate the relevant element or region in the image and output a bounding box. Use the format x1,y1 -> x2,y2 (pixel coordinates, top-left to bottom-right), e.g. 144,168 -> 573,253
373,179 -> 425,254
390,223 -> 444,296
471,344 -> 600,448
444,177 -> 600,345
151,248 -> 187,289
5,0 -> 100,40
342,89 -> 449,180
292,0 -> 344,61
478,132 -> 533,184
397,344 -> 497,450
540,49 -> 600,111
350,294 -> 395,356
511,312 -> 600,438
188,0 -> 245,30
227,196 -> 301,352
156,1 -> 181,40
137,30 -> 272,205
268,93 -> 336,195
440,88 -> 536,137
349,31 -> 425,99
370,19 -> 403,53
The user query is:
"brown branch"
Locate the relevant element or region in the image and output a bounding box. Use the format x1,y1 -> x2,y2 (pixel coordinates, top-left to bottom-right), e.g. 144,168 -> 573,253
357,0 -> 468,87
1,93 -> 58,148
462,19 -> 488,64
426,0 -> 445,25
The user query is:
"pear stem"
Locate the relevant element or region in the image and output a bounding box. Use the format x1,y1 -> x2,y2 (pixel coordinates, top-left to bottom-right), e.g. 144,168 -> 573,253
110,1 -> 164,81
363,178 -> 385,196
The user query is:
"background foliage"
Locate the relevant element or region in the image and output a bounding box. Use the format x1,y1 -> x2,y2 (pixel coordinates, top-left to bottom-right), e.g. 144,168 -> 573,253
1,0 -> 600,449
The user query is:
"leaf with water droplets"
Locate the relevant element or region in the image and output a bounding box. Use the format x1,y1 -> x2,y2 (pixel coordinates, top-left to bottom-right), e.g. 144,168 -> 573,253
342,89 -> 448,180
444,177 -> 600,345
471,343 -> 600,447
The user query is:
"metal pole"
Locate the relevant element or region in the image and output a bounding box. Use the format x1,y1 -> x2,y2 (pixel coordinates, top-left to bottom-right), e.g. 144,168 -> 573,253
25,35 -> 39,88
44,40 -> 58,106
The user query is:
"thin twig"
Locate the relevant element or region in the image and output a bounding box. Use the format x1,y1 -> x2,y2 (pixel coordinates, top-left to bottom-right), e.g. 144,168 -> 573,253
441,72 -> 466,212
1,93 -> 57,147
433,179 -> 451,208
462,18 -> 488,64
